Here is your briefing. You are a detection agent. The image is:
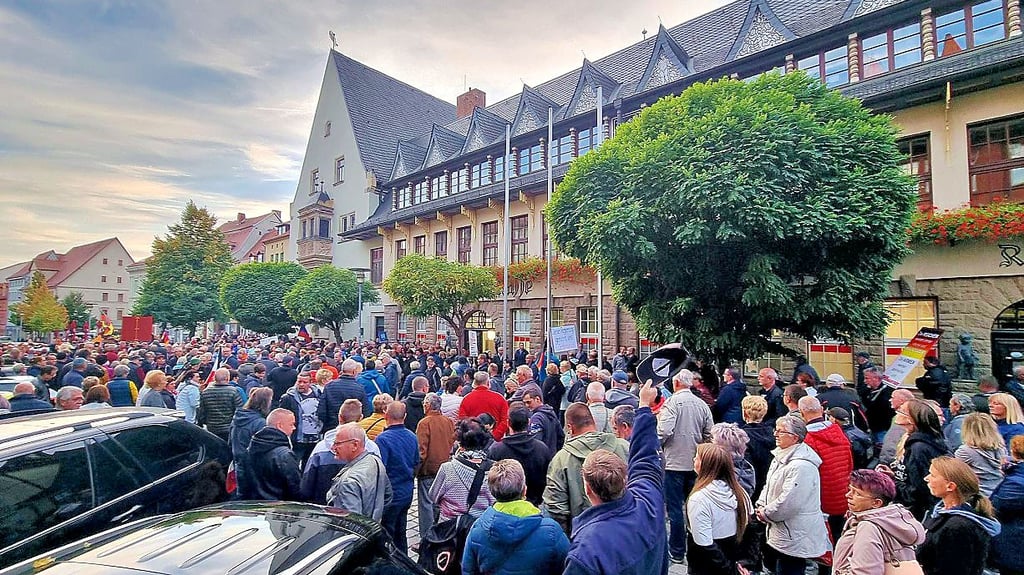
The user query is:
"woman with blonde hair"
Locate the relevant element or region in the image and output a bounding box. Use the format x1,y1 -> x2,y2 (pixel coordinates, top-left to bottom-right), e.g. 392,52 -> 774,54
315,368 -> 332,391
918,456 -> 1001,575
989,393 -> 1024,450
739,395 -> 775,501
954,412 -> 1006,496
686,443 -> 752,575
139,370 -> 174,409
359,393 -> 392,440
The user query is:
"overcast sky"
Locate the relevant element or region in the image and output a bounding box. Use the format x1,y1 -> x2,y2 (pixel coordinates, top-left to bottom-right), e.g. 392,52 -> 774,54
0,0 -> 732,267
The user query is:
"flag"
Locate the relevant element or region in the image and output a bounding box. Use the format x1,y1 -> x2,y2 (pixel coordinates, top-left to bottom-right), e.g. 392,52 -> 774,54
204,354 -> 221,387
161,330 -> 170,345
297,324 -> 312,343
99,313 -> 115,336
68,319 -> 78,333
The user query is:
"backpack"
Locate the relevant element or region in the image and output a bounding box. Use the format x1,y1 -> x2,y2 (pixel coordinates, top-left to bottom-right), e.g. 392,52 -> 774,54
417,458 -> 493,575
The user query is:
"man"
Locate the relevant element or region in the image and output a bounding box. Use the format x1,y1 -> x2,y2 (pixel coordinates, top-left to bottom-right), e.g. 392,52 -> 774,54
757,367 -> 787,426
318,359 -> 368,429
459,371 -> 510,440
543,402 -> 629,535
854,351 -> 875,396
611,346 -> 629,372
508,364 -> 542,404
860,367 -> 896,445
8,382 -> 54,412
916,355 -> 952,408
877,388 -> 914,465
106,364 -> 138,407
524,389 -> 564,450
34,365 -> 57,399
403,376 -> 429,432
55,386 -> 84,410
301,399 -> 380,504
219,344 -> 239,369
605,370 -> 639,409
487,362 -> 507,397
279,370 -> 323,466
326,423 -> 392,521
611,404 -> 635,440
62,357 -> 88,388
266,356 -> 298,406
197,368 -> 244,443
585,382 -> 613,433
973,375 -> 999,414
374,402 -> 419,553
656,368 -> 713,562
816,372 -> 868,430
415,392 -> 456,539
422,355 -> 444,393
828,407 -> 873,469
399,360 -> 425,399
713,367 -> 747,423
243,363 -> 266,394
513,343 -> 528,367
564,382 -> 665,575
246,408 -> 302,501
379,352 -> 402,398
783,383 -> 808,416
799,396 -> 853,558
791,355 -> 820,386
1008,366 -> 1024,406
488,407 -> 552,505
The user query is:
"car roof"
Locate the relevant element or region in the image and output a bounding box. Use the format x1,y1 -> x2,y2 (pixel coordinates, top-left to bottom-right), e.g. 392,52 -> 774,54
0,408 -> 184,453
19,502 -> 382,575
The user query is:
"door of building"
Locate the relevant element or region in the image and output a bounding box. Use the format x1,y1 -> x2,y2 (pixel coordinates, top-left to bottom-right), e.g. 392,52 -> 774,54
992,300 -> 1024,385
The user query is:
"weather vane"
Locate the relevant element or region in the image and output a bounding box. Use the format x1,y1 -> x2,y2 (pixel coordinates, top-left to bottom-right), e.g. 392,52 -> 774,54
329,30 -> 337,50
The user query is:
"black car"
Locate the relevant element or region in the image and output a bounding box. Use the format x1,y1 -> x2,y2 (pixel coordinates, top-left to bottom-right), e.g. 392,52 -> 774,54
0,408 -> 231,568
2,501 -> 425,574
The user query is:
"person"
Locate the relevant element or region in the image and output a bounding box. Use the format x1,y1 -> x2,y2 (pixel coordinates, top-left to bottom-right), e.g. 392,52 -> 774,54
139,370 -> 172,409
757,368 -> 787,426
710,423 -> 755,497
300,399 -> 380,505
279,370 -> 323,465
877,388 -> 915,466
831,469 -> 925,575
918,456 -> 1001,575
990,435 -> 1024,575
440,376 -> 464,419
791,356 -> 820,388
879,399 -> 950,520
326,423 -> 392,521
356,359 -> 390,407
429,418 -> 496,521
54,386 -> 84,410
175,370 -> 202,423
403,377 -> 429,432
459,371 -> 510,440
379,352 -> 402,398
754,416 -> 830,575
799,395 -> 853,550
8,382 -> 54,412
691,371 -> 717,409
318,359 -> 367,429
34,365 -> 57,399
686,443 -> 752,575
605,370 -> 638,409
585,382 -> 612,432
854,352 -> 875,395
507,365 -> 542,404
739,395 -> 775,501
944,392 -> 976,451
954,412 -> 1006,496
657,368 -> 714,561
714,367 -> 747,424
266,356 -> 298,406
563,381 -> 666,575
539,362 -> 565,417
230,387 -> 273,498
106,364 -> 138,407
829,407 -> 873,469
415,392 -> 456,540
488,407 -> 552,506
860,367 -> 895,445
611,404 -> 635,440
781,384 -> 806,417
359,393 -> 391,440
916,355 -> 952,408
375,401 -> 419,553
523,388 -> 563,450
973,375 -> 999,414
817,373 -> 867,430
989,392 -> 1024,450
246,408 -> 302,501
62,357 -> 87,388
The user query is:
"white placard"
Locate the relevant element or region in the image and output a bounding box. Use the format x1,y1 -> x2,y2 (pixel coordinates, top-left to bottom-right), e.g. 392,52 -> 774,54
468,330 -> 479,356
550,325 -> 580,354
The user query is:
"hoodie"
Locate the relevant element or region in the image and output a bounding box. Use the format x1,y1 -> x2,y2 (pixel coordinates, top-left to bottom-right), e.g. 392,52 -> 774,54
892,432 -> 950,519
245,426 -> 301,501
488,432 -> 553,505
832,504 -> 925,575
605,387 -> 639,409
463,500 -> 569,575
804,420 -> 854,515
543,430 -> 630,534
686,479 -> 751,575
528,404 -> 564,451
919,501 -> 1001,575
954,444 -> 1006,496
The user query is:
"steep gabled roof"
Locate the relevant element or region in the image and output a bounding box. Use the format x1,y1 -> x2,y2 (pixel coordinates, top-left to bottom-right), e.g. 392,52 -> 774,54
332,51 -> 457,180
0,261 -> 29,282
637,25 -> 695,92
461,107 -> 509,155
47,238 -> 129,287
727,0 -> 799,61
565,59 -> 622,120
842,0 -> 903,20
511,85 -> 560,137
421,124 -> 467,170
390,139 -> 429,181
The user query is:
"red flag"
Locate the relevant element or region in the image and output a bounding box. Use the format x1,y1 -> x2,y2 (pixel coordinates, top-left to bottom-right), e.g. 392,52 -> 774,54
68,319 -> 78,332
297,325 -> 312,342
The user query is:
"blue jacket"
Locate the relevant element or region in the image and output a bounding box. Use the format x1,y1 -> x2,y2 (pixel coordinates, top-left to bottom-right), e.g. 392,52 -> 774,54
713,380 -> 748,424
463,500 -> 569,575
318,375 -> 369,426
62,370 -> 85,388
997,420 -> 1024,451
106,378 -> 136,407
375,424 -> 419,507
991,461 -> 1024,572
564,407 -> 668,575
357,369 -> 390,405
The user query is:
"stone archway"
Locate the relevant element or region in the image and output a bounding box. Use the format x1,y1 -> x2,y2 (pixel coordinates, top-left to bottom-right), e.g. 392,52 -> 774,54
992,299 -> 1024,385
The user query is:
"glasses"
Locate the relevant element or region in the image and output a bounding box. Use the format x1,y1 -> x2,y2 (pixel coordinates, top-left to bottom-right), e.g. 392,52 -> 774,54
331,438 -> 359,449
773,429 -> 797,436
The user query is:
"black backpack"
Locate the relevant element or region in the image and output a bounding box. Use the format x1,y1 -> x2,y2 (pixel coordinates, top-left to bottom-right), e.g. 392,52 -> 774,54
417,458 -> 493,575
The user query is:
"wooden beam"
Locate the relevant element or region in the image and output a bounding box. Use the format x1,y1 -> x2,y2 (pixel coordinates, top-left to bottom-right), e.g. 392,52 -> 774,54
518,190 -> 535,215
461,205 -> 477,227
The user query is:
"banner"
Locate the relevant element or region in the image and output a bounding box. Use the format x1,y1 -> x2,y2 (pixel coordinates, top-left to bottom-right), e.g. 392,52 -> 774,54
120,316 -> 154,342
883,327 -> 943,386
550,325 -> 579,354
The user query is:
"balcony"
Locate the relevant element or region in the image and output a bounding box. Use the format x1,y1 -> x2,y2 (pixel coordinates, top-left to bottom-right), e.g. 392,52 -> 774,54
297,236 -> 333,269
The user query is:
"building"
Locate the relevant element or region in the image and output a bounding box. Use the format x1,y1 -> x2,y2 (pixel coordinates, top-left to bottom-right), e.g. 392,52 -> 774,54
1,238 -> 136,337
330,0 -> 1023,381
262,222 -> 290,263
218,211 -> 283,263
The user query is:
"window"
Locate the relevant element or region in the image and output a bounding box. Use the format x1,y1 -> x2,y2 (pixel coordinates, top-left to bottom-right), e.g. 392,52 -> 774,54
578,307 -> 599,352
936,0 -> 1006,57
117,259 -> 123,266
414,235 -> 426,256
395,239 -> 407,259
861,22 -> 921,78
744,330 -> 785,376
116,276 -> 122,284
413,181 -> 427,204
102,258 -> 108,265
510,215 -> 529,263
494,155 -> 505,182
457,226 -> 472,264
545,307 -> 565,328
310,169 -> 320,195
883,299 -> 939,382
341,212 -> 357,233
396,186 -> 411,209
370,248 -> 383,283
107,426 -> 202,481
797,45 -> 849,88
101,275 -> 107,283
482,221 -> 499,266
518,144 -> 543,174
471,161 -> 491,188
416,316 -> 430,333
431,175 -> 444,199
513,309 -> 532,350
116,310 -> 123,320
319,218 -> 330,238
335,156 -> 345,183
578,126 -> 599,156
808,340 -> 855,382
117,293 -> 124,302
968,115 -> 1024,205
552,134 -> 574,165
451,167 -> 468,194
898,135 -> 933,210
397,313 -> 408,337
435,231 -> 448,258
102,292 -> 109,302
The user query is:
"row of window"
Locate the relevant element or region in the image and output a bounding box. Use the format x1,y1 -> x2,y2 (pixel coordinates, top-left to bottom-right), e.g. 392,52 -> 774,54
309,157 -> 346,196
100,275 -> 122,284
100,258 -> 125,266
99,293 -> 125,303
299,217 -> 331,240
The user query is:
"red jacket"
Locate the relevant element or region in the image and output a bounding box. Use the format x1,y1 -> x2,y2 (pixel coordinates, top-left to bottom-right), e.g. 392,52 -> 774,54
458,387 -> 510,440
804,420 -> 854,516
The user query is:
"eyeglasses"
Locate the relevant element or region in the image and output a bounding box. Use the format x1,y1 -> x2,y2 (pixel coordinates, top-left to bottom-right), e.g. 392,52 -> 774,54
331,438 -> 359,449
773,429 -> 798,436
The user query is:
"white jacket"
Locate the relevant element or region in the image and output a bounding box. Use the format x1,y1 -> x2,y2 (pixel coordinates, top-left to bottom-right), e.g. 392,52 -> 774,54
756,442 -> 831,558
687,479 -> 752,545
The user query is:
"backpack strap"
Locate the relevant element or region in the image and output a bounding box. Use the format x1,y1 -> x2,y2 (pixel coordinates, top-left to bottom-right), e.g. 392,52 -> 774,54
464,458 -> 493,510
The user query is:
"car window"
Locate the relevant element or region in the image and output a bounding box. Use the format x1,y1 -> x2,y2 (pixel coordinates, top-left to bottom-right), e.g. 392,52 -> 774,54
107,425 -> 203,480
88,437 -> 142,505
0,442 -> 92,549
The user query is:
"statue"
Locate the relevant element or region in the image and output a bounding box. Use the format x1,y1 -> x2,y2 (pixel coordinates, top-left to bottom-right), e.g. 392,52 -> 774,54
956,332 -> 979,380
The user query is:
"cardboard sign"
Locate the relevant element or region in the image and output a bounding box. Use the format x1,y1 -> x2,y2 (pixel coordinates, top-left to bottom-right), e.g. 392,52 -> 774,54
550,325 -> 579,353
883,327 -> 943,386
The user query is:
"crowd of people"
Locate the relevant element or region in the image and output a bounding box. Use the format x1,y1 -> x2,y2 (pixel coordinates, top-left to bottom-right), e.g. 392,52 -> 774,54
3,337 -> 1024,575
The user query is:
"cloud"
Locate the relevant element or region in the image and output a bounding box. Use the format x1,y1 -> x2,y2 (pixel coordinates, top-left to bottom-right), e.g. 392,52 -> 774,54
244,144 -> 301,181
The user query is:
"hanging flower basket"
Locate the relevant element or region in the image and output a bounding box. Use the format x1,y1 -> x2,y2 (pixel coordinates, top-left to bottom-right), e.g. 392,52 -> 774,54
490,257 -> 597,287
908,202 -> 1024,246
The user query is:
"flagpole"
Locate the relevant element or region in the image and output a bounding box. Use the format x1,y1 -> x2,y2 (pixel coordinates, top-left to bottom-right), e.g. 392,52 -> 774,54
546,106 -> 554,369
502,123 -> 512,364
595,86 -> 604,367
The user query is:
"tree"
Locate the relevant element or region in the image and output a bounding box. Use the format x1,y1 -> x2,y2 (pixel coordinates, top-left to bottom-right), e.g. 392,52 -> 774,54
61,292 -> 92,326
133,201 -> 235,336
220,262 -> 307,334
18,271 -> 69,335
382,254 -> 499,349
283,265 -> 380,343
547,72 -> 917,365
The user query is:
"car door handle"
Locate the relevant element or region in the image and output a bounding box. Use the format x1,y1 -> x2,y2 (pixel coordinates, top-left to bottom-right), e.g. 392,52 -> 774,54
111,504 -> 144,523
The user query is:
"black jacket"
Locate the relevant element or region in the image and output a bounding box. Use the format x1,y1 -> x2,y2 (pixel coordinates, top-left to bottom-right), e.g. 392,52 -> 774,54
817,386 -> 869,431
740,421 -> 775,502
197,384 -> 243,438
841,423 -> 874,469
403,392 -> 426,432
893,432 -> 950,519
861,384 -> 895,435
919,507 -> 998,575
916,364 -> 952,407
266,366 -> 298,406
245,426 -> 301,501
318,376 -> 367,429
542,373 -> 565,412
487,432 -> 552,505
758,385 -> 787,426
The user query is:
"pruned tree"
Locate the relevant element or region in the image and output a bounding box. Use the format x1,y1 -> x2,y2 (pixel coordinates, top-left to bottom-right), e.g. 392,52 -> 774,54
220,262 -> 307,334
382,254 -> 499,349
18,271 -> 69,336
547,72 -> 917,365
283,265 -> 379,343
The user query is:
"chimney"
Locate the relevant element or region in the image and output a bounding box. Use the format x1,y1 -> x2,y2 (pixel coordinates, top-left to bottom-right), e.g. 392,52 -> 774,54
457,88 -> 486,119
236,213 -> 246,222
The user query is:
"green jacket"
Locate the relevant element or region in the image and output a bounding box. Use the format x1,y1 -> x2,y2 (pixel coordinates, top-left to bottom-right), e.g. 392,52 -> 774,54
542,430 -> 629,535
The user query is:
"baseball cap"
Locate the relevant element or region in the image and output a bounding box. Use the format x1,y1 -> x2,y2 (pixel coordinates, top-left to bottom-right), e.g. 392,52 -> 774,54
825,373 -> 847,387
612,370 -> 629,384
828,407 -> 851,423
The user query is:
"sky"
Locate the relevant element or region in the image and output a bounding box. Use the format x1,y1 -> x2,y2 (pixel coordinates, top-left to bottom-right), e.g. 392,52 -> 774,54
0,0 -> 733,268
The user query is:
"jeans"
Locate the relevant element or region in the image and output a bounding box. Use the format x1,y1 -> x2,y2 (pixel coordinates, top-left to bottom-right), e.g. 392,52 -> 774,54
417,476 -> 437,539
382,502 -> 411,553
665,469 -> 697,559
776,553 -> 807,575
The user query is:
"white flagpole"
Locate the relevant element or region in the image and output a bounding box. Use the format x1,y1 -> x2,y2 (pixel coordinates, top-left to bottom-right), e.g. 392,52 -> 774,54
502,123 -> 512,364
546,106 -> 554,367
595,86 -> 604,367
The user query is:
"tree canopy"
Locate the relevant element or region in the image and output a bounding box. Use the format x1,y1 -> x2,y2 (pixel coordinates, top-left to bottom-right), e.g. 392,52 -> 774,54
283,265 -> 379,343
133,201 -> 234,335
547,72 -> 917,363
60,292 -> 91,326
382,254 -> 499,348
17,271 -> 69,335
220,262 -> 307,334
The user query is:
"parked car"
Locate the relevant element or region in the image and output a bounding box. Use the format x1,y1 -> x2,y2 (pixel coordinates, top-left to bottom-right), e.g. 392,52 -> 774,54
2,501 -> 425,574
0,375 -> 56,403
0,408 -> 231,568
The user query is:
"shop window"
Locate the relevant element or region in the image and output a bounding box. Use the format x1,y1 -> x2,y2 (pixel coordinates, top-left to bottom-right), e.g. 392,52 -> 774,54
578,307 -> 599,352
898,134 -> 933,210
397,312 -> 408,340
968,114 -> 1024,205
883,299 -> 939,382
808,340 -> 855,382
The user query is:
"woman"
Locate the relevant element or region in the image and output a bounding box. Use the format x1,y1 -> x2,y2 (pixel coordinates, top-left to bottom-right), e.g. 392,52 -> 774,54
691,372 -> 717,409
991,435 -> 1024,575
229,386 -> 273,498
739,395 -> 776,502
359,393 -> 392,440
441,376 -> 463,420
832,469 -> 925,575
174,369 -> 202,423
918,456 -> 1001,575
989,393 -> 1024,450
81,385 -> 112,409
954,412 -> 1006,496
711,422 -> 755,498
754,416 -> 830,575
139,370 -> 173,409
795,372 -> 817,398
686,443 -> 752,575
943,392 -> 976,450
429,418 -> 496,520
878,399 -> 949,520
541,362 -> 565,416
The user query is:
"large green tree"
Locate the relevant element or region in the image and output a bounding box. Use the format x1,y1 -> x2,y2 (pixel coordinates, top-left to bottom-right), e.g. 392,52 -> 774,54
382,254 -> 499,348
283,265 -> 380,343
133,201 -> 234,336
548,72 -> 917,364
18,271 -> 69,335
60,292 -> 92,326
220,262 -> 307,334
